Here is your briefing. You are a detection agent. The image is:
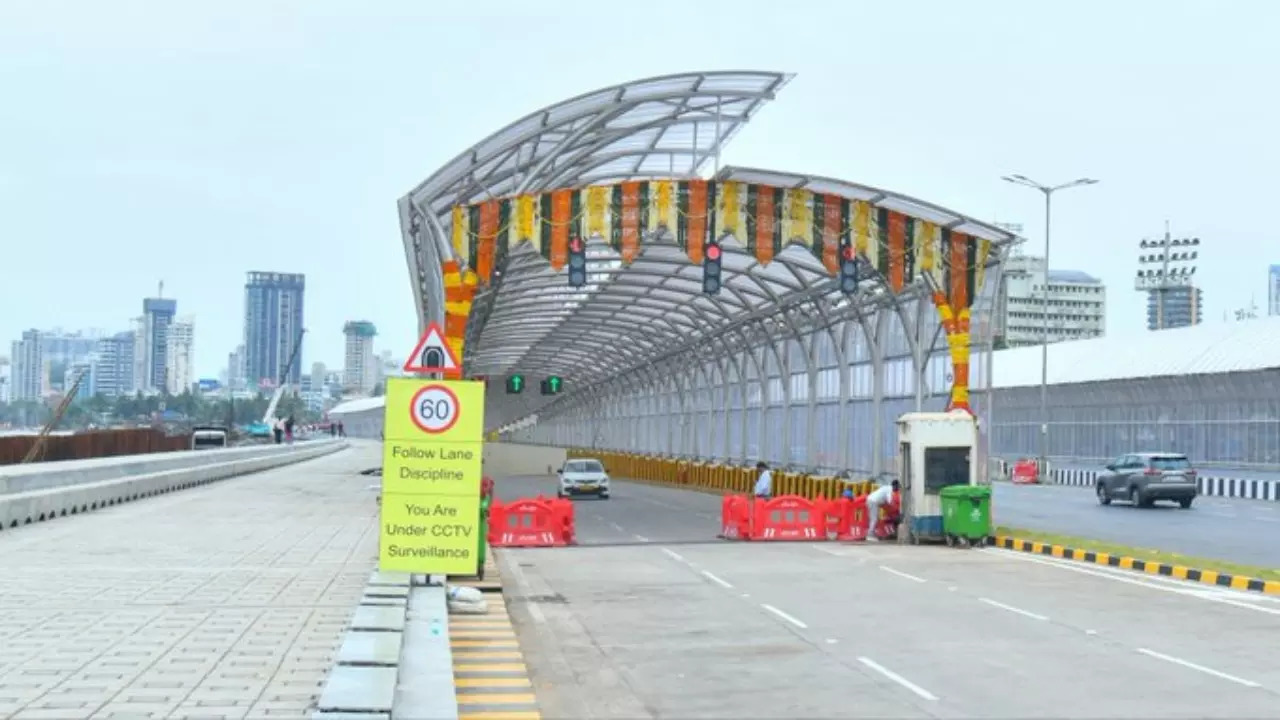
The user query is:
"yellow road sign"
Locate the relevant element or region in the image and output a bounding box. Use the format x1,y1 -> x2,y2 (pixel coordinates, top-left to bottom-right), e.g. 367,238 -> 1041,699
384,377 -> 485,443
379,492 -> 481,575
382,440 -> 482,496
380,377 -> 487,575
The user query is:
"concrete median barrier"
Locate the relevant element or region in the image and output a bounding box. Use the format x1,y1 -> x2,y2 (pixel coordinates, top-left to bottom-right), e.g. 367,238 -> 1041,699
0,440 -> 348,529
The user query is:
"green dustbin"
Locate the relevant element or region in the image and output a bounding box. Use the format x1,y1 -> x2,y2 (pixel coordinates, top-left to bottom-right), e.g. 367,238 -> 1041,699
477,495 -> 490,579
940,485 -> 992,547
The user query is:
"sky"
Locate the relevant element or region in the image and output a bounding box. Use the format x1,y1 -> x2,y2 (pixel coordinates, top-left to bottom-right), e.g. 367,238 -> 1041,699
3,0 -> 1278,377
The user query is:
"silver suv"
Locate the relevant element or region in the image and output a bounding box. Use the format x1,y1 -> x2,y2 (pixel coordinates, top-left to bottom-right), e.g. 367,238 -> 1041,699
1096,452 -> 1198,509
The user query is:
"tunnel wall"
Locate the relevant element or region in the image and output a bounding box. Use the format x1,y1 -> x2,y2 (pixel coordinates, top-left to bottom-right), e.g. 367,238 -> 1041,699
483,442 -> 566,477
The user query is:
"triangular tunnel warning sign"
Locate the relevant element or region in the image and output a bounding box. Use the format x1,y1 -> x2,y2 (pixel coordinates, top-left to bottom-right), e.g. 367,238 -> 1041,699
403,322 -> 461,375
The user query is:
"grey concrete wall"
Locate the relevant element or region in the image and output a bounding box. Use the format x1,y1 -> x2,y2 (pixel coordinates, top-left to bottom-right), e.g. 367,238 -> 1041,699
0,440 -> 347,529
0,441 -> 340,495
482,442 -> 567,477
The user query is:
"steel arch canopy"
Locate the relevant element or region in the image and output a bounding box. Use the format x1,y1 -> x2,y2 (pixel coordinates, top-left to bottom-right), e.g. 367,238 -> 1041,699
399,70 -> 792,335
399,70 -> 1018,423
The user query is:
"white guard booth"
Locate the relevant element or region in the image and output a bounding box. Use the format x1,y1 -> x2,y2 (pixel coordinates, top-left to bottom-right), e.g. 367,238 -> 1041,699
895,410 -> 979,542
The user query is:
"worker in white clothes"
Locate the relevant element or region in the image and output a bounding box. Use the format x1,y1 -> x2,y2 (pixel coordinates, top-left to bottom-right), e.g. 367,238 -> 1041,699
753,462 -> 773,500
865,479 -> 901,541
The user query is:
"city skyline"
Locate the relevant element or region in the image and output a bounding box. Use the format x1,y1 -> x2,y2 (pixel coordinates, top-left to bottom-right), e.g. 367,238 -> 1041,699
1,274 -> 396,383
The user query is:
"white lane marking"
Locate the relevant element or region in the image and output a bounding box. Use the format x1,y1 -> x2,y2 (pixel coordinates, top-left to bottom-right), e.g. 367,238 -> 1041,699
825,638 -> 838,644
1085,629 -> 1098,635
879,565 -> 927,583
660,548 -> 686,563
1256,516 -> 1279,523
761,603 -> 808,629
609,522 -> 625,532
1204,511 -> 1237,519
701,570 -> 734,589
812,545 -> 848,556
507,562 -> 547,624
979,597 -> 1049,621
633,534 -> 650,542
984,548 -> 1280,617
858,657 -> 938,701
1136,648 -> 1260,688
1259,507 -> 1275,513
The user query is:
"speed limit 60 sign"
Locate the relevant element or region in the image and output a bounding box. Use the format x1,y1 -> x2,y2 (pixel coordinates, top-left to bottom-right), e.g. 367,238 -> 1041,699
384,378 -> 485,443
409,384 -> 461,434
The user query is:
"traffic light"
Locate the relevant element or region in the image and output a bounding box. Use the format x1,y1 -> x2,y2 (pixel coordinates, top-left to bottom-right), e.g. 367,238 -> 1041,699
567,237 -> 587,287
703,237 -> 722,295
506,374 -> 525,394
839,238 -> 859,295
540,376 -> 564,395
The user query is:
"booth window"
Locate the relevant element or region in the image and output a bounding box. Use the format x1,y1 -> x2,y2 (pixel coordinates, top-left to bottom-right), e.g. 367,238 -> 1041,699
923,447 -> 970,493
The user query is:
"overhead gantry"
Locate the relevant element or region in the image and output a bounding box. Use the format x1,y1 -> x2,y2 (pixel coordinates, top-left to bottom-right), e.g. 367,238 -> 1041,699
398,71 -> 1018,476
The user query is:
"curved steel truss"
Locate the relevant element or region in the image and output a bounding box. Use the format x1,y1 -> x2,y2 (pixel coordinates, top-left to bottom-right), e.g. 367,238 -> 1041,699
399,70 -> 792,334
398,71 -> 1018,425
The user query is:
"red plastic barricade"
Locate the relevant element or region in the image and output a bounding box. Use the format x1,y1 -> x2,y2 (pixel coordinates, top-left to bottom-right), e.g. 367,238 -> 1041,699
822,497 -> 857,541
719,495 -> 752,539
752,495 -> 824,541
1012,458 -> 1040,484
716,494 -> 898,542
835,495 -> 899,541
488,496 -> 575,547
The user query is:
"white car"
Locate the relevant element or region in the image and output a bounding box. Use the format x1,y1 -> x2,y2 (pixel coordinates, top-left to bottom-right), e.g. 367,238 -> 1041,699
557,458 -> 611,499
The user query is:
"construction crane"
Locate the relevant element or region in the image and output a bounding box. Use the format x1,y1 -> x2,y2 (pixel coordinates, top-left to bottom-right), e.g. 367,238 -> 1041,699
21,368 -> 89,464
262,327 -> 307,424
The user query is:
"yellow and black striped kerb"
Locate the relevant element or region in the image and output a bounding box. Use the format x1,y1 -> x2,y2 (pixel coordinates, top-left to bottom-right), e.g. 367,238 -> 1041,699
995,535 -> 1280,596
450,547 -> 541,720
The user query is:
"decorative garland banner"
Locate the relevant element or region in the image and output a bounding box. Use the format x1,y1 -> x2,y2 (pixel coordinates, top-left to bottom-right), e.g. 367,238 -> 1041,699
449,179 -> 991,308
440,258 -> 477,364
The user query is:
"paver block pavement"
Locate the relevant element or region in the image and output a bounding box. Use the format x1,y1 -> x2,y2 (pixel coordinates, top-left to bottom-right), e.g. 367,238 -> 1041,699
0,447 -> 380,718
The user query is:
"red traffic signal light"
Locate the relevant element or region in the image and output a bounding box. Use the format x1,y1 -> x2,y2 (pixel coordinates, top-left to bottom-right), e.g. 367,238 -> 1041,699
841,245 -> 856,261
706,243 -> 722,261
569,238 -> 584,253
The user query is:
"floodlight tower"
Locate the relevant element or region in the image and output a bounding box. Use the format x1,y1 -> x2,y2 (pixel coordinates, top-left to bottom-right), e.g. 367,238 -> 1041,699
1135,222 -> 1201,330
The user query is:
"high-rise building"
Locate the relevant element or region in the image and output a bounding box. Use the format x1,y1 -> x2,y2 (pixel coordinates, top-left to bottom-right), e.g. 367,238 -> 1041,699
1269,265 -> 1280,317
142,297 -> 177,391
343,321 -> 378,394
90,331 -> 137,397
64,360 -> 93,402
993,254 -> 1107,347
0,355 -> 11,403
1146,286 -> 1202,330
243,272 -> 306,389
10,330 -> 44,402
165,317 -> 195,395
226,344 -> 246,390
129,316 -> 147,394
39,330 -> 101,366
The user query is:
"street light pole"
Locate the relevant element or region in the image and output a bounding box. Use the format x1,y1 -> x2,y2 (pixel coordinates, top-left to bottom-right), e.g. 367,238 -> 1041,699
1135,222 -> 1200,330
1001,174 -> 1099,477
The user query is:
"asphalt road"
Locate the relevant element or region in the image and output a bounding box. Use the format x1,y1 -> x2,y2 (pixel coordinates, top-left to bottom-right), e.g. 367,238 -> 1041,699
993,482 -> 1280,569
493,474 -> 1280,719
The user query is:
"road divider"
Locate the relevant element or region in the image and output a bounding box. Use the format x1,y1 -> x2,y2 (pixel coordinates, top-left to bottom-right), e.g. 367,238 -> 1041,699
0,440 -> 347,530
994,532 -> 1280,597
